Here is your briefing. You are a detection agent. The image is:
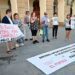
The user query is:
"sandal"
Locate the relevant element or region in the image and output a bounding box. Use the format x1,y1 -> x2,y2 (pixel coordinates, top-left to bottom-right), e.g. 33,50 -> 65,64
6,51 -> 12,54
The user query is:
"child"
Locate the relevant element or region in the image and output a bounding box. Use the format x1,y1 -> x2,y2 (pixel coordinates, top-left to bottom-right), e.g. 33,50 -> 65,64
41,12 -> 50,42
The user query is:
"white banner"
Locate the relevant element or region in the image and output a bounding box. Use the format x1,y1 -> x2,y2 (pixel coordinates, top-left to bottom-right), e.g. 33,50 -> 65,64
27,43 -> 75,75
0,23 -> 24,42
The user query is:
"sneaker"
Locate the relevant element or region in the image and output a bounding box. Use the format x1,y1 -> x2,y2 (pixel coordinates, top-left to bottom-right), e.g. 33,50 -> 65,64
6,51 -> 12,54
11,47 -> 16,50
30,38 -> 33,40
25,39 -> 28,41
33,41 -> 36,44
20,43 -> 24,46
35,40 -> 39,43
15,44 -> 20,48
46,39 -> 50,42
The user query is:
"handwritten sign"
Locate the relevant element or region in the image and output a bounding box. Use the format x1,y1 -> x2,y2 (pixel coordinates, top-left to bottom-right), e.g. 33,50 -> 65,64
27,43 -> 75,75
0,23 -> 24,42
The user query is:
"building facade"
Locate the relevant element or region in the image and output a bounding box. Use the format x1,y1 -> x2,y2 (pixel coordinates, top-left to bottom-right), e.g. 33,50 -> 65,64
0,0 -> 75,24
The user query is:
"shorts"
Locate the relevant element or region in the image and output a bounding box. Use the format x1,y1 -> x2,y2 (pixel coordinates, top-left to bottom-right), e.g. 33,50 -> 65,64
31,30 -> 37,36
65,28 -> 71,31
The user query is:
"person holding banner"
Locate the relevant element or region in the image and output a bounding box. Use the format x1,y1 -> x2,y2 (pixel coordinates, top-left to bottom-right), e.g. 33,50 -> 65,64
65,14 -> 71,40
2,9 -> 16,53
13,13 -> 24,47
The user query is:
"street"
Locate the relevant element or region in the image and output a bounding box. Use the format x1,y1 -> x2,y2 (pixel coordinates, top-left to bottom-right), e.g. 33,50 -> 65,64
0,27 -> 75,75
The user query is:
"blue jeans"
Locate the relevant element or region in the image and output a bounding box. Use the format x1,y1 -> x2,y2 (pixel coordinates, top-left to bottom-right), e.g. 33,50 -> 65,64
42,26 -> 49,40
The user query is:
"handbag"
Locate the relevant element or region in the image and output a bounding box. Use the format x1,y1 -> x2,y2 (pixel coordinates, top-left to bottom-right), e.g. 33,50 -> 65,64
39,29 -> 43,35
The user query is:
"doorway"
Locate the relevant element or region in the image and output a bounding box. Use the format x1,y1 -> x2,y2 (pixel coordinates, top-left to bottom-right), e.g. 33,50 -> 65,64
33,0 -> 40,18
29,0 -> 40,19
53,0 -> 58,14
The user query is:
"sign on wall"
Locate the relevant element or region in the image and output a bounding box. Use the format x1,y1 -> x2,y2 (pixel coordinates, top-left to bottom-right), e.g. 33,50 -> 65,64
27,43 -> 75,75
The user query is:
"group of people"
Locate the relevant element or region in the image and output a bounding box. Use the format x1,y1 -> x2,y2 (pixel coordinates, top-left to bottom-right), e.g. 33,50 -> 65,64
0,9 -> 75,53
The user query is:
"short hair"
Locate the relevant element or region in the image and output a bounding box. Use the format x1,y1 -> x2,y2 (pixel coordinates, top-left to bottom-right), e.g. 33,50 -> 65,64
26,11 -> 29,15
66,14 -> 70,19
53,13 -> 57,16
44,12 -> 47,15
6,9 -> 11,14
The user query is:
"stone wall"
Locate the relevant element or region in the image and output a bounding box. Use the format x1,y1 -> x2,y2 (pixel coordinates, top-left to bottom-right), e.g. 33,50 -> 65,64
1,0 -> 75,23
46,0 -> 54,18
17,0 -> 29,20
0,0 -> 9,20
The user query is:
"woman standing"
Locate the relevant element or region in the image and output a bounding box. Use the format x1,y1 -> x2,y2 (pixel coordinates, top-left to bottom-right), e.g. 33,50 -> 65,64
30,12 -> 39,44
65,14 -> 71,40
13,13 -> 24,47
24,11 -> 32,41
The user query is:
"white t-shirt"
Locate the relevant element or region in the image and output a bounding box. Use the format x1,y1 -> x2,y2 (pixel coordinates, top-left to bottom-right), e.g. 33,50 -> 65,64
71,17 -> 75,29
65,19 -> 71,28
52,17 -> 59,25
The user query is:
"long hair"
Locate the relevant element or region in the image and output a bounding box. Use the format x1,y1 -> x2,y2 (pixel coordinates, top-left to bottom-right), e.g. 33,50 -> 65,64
66,14 -> 70,19
66,14 -> 71,25
31,12 -> 37,17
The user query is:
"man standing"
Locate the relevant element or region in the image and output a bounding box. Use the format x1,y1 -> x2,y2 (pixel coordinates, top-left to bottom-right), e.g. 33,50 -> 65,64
2,9 -> 13,24
41,12 -> 50,42
52,13 -> 59,39
2,9 -> 15,53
